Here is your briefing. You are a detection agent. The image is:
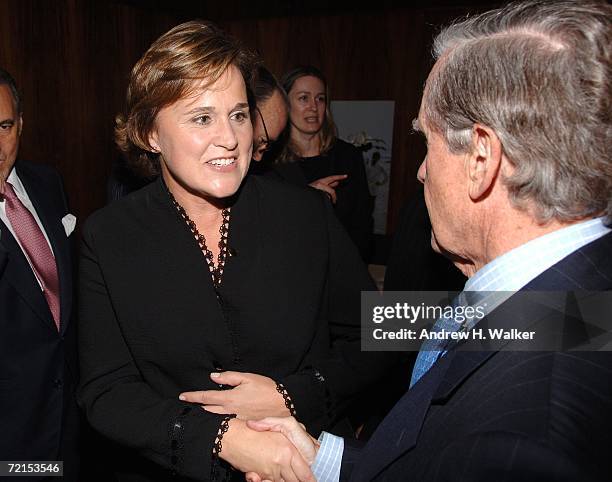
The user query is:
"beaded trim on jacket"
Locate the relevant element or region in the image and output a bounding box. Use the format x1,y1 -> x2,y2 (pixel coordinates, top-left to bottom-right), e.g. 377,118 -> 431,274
166,188 -> 231,288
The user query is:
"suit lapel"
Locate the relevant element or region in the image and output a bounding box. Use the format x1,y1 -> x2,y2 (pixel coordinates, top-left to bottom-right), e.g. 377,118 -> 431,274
351,350 -> 455,481
0,216 -> 55,328
354,291 -> 601,479
432,290 -> 597,401
2,162 -> 72,332
352,233 -> 612,480
351,295 -> 537,479
13,163 -> 71,332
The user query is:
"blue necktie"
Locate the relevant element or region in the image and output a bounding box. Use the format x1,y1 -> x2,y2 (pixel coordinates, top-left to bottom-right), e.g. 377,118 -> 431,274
410,295 -> 464,387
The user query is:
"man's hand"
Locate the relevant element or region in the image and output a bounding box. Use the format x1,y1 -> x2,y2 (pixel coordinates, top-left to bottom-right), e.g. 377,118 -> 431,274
221,418 -> 315,482
247,417 -> 319,464
243,417 -> 319,482
309,174 -> 347,204
178,371 -> 290,420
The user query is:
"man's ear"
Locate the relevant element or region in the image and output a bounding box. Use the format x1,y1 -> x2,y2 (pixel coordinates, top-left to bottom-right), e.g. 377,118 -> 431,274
467,124 -> 502,201
252,143 -> 265,162
17,115 -> 23,136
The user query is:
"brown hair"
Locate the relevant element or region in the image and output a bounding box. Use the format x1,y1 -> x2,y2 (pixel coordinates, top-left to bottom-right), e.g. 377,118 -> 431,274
278,65 -> 337,162
115,20 -> 257,178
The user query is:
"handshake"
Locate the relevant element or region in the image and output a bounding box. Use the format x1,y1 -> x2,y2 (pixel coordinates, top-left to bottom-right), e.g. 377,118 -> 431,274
220,416 -> 319,482
179,371 -> 323,481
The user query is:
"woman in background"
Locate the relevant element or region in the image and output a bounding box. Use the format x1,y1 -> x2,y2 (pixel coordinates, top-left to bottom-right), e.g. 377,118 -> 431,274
275,65 -> 373,260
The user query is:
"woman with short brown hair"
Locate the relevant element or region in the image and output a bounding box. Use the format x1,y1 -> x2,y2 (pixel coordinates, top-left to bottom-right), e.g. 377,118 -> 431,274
78,21 -> 391,481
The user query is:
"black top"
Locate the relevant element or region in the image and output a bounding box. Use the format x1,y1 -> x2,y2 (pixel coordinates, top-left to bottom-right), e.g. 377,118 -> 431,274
78,174 -> 395,481
271,138 -> 374,260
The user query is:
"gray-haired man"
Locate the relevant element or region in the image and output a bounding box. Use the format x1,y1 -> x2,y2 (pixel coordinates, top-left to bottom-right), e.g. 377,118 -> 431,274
244,1 -> 612,480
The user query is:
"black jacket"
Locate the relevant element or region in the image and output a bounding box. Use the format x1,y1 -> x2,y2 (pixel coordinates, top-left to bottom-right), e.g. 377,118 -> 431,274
78,175 -> 393,481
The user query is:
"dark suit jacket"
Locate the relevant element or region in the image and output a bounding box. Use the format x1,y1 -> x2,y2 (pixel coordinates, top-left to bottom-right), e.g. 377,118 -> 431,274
342,231 -> 612,481
78,175 -> 395,481
0,160 -> 78,481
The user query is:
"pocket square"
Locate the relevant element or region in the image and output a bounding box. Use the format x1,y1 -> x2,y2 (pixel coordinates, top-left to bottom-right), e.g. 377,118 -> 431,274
62,214 -> 77,236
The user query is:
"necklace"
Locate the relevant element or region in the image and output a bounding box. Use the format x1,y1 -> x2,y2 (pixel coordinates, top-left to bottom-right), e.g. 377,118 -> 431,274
168,193 -> 231,288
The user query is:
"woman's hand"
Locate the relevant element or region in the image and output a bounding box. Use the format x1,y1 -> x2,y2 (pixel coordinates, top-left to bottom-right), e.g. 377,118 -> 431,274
308,174 -> 347,204
178,371 -> 290,420
221,418 -> 315,482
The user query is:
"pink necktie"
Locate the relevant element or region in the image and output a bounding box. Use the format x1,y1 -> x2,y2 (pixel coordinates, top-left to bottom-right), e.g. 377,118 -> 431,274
4,182 -> 61,330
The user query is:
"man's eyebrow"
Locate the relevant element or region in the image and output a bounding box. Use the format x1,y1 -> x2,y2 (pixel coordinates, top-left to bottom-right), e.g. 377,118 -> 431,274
0,118 -> 15,125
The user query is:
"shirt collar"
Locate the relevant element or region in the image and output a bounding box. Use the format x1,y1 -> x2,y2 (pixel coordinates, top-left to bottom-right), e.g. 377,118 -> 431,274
465,217 -> 611,294
6,167 -> 27,197
456,217 -> 611,328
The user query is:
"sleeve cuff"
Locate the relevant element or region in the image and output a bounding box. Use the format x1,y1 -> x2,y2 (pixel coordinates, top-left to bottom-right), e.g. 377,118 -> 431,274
312,431 -> 344,482
280,369 -> 330,433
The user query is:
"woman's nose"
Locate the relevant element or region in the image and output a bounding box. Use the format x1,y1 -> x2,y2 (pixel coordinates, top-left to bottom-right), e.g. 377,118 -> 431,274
214,119 -> 238,150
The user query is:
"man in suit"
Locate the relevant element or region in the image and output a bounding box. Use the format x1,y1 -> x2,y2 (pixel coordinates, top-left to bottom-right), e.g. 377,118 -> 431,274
0,68 -> 78,480
242,1 -> 612,480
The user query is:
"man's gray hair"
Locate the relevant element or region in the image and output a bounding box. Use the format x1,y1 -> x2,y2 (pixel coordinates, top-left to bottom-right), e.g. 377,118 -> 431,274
423,0 -> 611,223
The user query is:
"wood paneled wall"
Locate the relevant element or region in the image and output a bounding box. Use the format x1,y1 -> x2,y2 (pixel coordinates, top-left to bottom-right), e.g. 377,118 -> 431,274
0,2 -> 477,233
219,8 -> 473,232
0,0 -> 187,224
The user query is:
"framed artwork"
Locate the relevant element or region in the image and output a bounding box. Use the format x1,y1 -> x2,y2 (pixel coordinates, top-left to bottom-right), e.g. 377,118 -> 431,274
331,100 -> 395,234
